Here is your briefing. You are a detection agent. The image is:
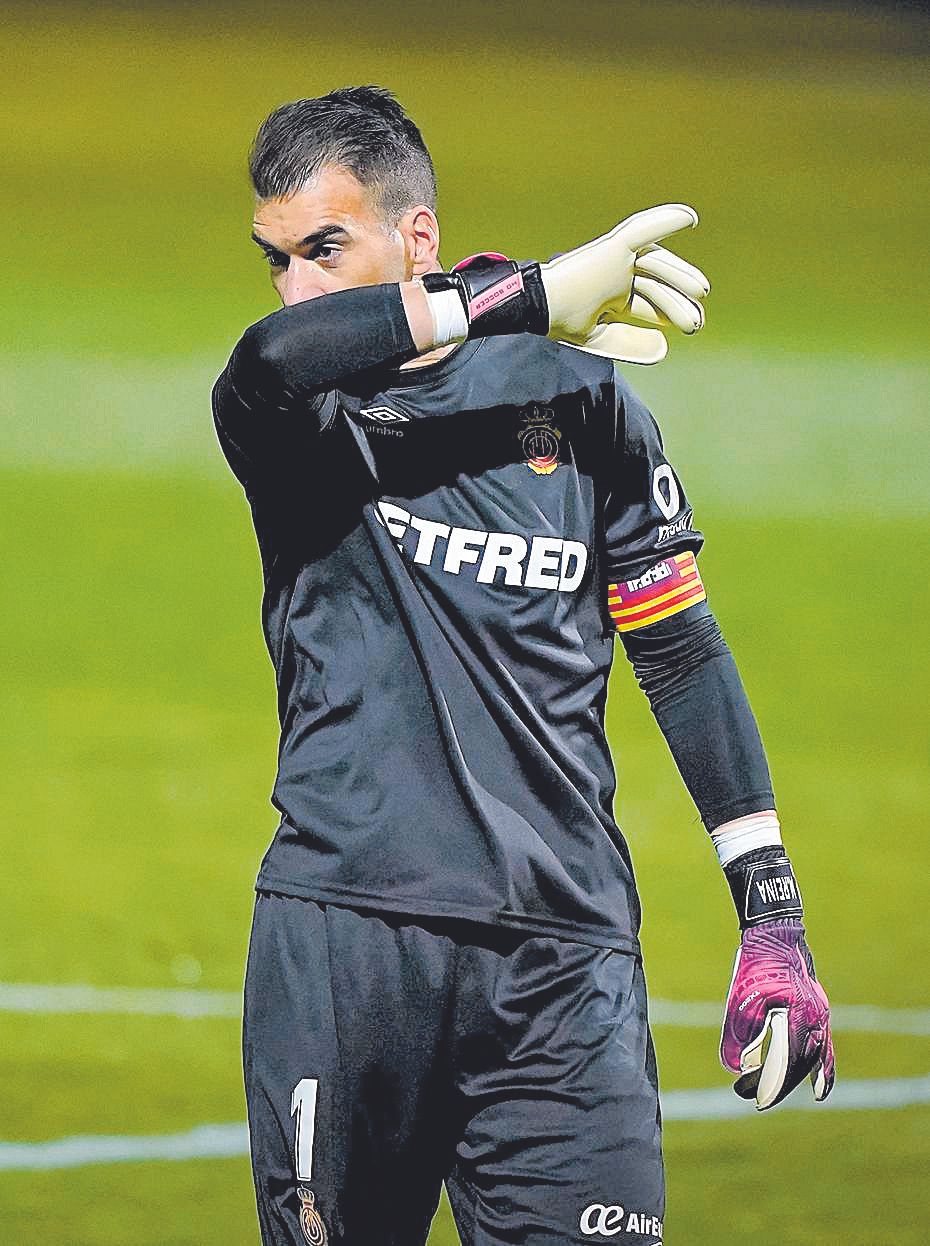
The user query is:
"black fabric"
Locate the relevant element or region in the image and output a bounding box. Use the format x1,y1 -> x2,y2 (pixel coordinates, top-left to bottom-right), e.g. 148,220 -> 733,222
621,602 -> 775,830
212,291 -> 763,951
211,282 -> 417,486
723,846 -> 803,928
602,375 -> 703,580
423,258 -> 549,337
243,893 -> 664,1246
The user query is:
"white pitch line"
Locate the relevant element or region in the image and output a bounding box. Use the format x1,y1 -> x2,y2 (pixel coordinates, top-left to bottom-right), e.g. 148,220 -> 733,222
0,982 -> 241,1019
650,998 -> 930,1037
0,1123 -> 249,1172
2,1076 -> 929,1172
2,983 -> 929,1035
663,1074 -> 930,1120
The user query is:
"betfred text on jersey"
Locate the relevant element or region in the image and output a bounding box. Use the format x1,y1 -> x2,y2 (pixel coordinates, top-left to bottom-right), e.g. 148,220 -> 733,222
376,501 -> 588,592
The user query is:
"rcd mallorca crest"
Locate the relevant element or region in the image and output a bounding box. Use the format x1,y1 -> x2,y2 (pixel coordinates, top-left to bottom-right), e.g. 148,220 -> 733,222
518,405 -> 562,475
296,1187 -> 328,1245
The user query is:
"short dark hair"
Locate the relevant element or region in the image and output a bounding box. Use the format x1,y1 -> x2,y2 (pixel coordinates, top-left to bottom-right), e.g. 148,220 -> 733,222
249,86 -> 436,224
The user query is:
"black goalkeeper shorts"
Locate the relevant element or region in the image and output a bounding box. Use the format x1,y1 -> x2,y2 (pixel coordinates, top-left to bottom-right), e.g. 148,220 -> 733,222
243,892 -> 664,1246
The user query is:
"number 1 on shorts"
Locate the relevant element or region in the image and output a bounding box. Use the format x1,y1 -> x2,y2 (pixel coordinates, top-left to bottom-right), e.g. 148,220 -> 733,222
291,1078 -> 319,1182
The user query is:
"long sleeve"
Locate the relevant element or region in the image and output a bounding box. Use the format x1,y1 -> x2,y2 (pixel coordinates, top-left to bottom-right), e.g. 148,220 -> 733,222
212,282 -> 418,489
620,603 -> 775,829
603,367 -> 773,828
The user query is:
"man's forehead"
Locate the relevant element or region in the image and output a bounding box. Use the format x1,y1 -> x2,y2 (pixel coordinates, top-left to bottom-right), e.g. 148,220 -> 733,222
253,165 -> 379,240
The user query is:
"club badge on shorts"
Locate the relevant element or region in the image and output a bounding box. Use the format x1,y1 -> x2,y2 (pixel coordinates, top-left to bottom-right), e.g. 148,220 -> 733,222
296,1186 -> 328,1246
518,406 -> 561,475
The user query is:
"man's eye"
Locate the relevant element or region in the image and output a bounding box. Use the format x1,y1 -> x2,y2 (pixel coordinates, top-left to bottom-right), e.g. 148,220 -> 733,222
257,243 -> 341,268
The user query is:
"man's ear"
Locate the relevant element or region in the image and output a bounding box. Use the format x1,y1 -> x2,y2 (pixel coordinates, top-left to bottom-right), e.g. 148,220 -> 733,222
399,205 -> 440,277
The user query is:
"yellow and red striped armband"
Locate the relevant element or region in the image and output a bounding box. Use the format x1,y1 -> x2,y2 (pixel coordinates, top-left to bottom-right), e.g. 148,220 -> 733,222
608,551 -> 706,633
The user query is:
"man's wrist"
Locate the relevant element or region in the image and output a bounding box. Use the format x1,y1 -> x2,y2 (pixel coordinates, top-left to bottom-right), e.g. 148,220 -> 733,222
711,810 -> 781,866
421,257 -> 549,341
724,846 -> 804,930
399,279 -> 445,352
712,812 -> 804,929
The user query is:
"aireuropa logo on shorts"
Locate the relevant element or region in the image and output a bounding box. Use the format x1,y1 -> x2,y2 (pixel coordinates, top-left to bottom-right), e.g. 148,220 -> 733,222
579,1202 -> 663,1238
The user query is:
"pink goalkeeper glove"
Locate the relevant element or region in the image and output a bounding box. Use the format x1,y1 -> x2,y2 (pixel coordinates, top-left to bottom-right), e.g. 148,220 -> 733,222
718,842 -> 832,1106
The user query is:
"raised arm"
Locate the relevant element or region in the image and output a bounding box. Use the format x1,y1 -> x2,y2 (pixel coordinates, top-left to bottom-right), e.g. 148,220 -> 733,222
213,205 -> 711,487
212,282 -> 432,487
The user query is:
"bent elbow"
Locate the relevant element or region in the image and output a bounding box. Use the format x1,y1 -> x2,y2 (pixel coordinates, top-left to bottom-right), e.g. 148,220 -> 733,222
242,314 -> 285,376
227,313 -> 302,407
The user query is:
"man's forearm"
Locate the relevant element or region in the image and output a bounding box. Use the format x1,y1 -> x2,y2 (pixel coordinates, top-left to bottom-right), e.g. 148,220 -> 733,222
214,210 -> 714,479
224,282 -> 421,412
212,282 -> 436,485
621,603 -> 774,829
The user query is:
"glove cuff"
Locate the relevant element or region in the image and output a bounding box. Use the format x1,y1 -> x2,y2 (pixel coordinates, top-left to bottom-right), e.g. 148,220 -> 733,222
724,845 -> 804,930
422,257 -> 549,340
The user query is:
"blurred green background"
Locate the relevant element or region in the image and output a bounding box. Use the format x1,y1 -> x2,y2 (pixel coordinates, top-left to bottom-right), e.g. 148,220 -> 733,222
2,1 -> 928,1242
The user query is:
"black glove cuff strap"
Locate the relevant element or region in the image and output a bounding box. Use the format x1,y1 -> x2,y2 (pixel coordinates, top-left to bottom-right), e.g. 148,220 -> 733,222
423,260 -> 548,339
724,845 -> 804,929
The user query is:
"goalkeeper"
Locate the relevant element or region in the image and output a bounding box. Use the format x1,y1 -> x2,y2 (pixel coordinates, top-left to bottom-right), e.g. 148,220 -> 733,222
214,86 -> 834,1246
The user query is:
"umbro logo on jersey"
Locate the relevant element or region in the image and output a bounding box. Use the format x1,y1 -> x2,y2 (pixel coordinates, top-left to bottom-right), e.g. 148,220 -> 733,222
360,405 -> 410,423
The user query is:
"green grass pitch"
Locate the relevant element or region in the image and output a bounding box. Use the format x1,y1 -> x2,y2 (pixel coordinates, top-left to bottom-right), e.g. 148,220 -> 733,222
1,2 -> 927,1242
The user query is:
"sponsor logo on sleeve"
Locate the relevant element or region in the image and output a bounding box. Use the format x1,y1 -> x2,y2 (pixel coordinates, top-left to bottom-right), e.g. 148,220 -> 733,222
656,508 -> 694,545
607,551 -> 705,633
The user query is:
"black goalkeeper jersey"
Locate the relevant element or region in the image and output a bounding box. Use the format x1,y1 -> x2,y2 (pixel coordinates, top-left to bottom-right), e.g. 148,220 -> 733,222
214,327 -> 703,953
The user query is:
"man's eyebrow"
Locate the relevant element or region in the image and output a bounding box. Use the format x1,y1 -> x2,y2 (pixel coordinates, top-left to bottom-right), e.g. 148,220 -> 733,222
297,224 -> 350,247
251,232 -> 283,251
250,225 -> 349,251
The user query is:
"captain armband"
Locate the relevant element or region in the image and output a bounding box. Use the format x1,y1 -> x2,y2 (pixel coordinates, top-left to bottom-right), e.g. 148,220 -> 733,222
607,551 -> 706,633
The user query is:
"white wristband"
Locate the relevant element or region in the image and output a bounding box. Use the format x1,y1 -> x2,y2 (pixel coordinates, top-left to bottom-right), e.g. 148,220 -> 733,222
424,286 -> 469,347
711,811 -> 781,867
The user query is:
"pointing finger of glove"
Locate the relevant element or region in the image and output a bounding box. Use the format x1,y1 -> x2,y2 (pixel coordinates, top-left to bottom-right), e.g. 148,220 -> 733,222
610,204 -> 699,254
634,276 -> 705,334
634,245 -> 711,299
563,323 -> 668,365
